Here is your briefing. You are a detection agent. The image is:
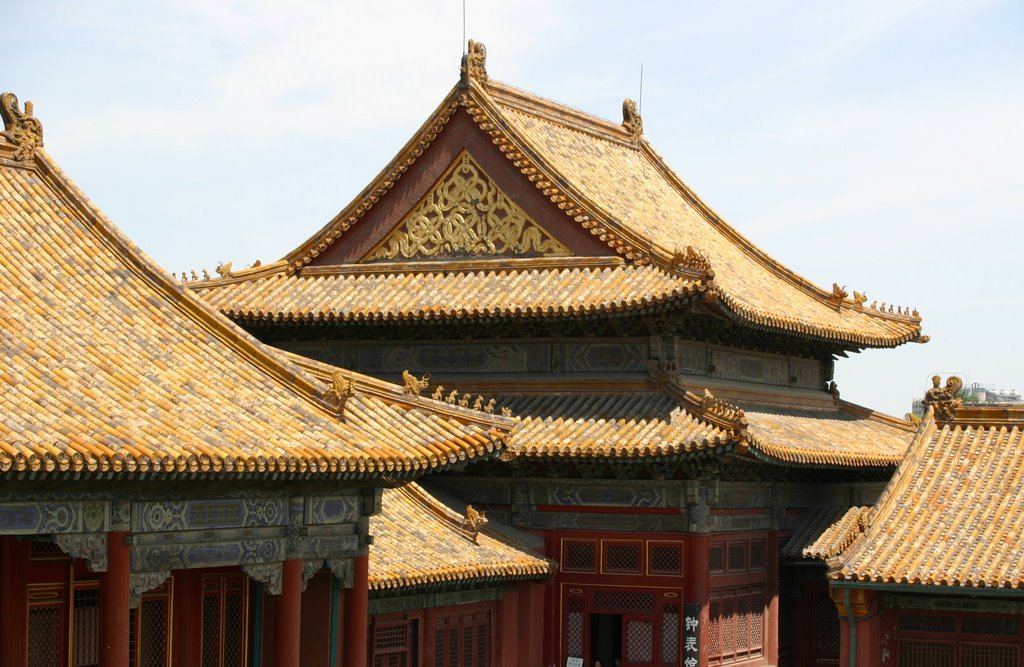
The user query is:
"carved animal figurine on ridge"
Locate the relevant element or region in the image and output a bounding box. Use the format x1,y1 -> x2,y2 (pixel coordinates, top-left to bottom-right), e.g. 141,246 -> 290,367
402,370 -> 430,397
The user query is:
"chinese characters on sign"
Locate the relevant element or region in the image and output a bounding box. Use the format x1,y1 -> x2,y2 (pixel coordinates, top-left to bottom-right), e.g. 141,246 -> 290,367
683,602 -> 701,667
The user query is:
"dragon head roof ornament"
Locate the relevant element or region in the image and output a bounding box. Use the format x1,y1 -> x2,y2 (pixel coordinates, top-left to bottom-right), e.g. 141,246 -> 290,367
0,92 -> 43,161
923,375 -> 963,423
621,98 -> 643,139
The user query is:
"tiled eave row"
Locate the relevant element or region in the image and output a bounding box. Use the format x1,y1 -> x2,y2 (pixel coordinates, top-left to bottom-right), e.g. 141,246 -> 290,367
192,258 -> 709,324
369,484 -> 553,593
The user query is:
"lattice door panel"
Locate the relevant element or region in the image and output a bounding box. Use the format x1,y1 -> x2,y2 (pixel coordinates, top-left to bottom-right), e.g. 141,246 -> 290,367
624,617 -> 654,666
72,585 -> 101,667
200,573 -> 248,667
27,605 -> 62,667
897,640 -> 956,667
565,597 -> 585,658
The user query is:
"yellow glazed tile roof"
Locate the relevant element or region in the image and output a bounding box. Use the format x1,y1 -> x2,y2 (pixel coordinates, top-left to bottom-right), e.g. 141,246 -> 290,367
194,257 -> 707,323
0,123 -> 508,478
273,61 -> 923,349
833,415 -> 1024,589
368,483 -> 553,591
471,377 -> 913,467
782,506 -> 869,561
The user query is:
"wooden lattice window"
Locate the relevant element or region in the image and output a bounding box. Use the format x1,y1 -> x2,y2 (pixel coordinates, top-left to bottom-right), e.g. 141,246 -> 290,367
647,542 -> 683,576
27,584 -> 66,667
894,610 -> 1024,666
565,597 -> 585,659
897,640 -> 956,667
706,586 -> 764,664
602,541 -> 642,574
813,591 -> 840,660
660,603 -> 680,665
372,619 -> 416,667
625,618 -> 654,662
200,573 -> 248,667
29,539 -> 69,562
434,610 -> 490,667
708,544 -> 725,574
591,591 -> 655,613
131,580 -> 173,667
561,540 -> 597,573
72,583 -> 101,667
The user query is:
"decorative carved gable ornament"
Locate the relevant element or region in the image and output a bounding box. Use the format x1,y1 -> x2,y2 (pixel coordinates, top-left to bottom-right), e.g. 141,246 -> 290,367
366,151 -> 571,261
622,98 -> 643,139
460,39 -> 488,86
0,92 -> 43,161
923,374 -> 963,423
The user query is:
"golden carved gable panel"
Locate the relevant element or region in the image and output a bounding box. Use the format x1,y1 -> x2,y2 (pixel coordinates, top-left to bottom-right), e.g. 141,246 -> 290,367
366,151 -> 571,260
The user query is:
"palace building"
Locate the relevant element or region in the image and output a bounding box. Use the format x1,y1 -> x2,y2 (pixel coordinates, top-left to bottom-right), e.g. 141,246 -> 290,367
6,40 -> 1015,667
186,42 -> 938,667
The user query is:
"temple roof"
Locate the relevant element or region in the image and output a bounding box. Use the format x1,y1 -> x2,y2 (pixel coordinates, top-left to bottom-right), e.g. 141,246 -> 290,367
368,483 -> 553,592
192,257 -> 707,323
0,94 -> 509,479
197,44 -> 925,350
832,402 -> 1024,590
443,376 -> 914,468
782,506 -> 869,561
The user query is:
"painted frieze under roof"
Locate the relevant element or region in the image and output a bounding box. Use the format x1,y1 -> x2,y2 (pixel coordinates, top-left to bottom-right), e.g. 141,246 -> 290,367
195,40 -> 926,350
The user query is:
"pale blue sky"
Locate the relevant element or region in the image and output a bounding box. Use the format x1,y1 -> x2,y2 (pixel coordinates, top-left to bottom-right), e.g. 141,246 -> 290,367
8,1 -> 1023,415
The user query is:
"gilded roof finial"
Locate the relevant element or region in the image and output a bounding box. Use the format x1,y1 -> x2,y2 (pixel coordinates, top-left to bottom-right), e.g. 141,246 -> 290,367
852,291 -> 867,307
402,370 -> 430,397
622,98 -> 643,138
325,371 -> 357,416
463,504 -> 488,543
829,283 -> 848,309
828,380 -> 840,404
0,92 -> 43,161
216,261 -> 233,279
460,40 -> 488,86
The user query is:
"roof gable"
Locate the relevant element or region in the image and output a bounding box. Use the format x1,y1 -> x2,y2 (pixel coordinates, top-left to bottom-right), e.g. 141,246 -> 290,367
364,150 -> 570,261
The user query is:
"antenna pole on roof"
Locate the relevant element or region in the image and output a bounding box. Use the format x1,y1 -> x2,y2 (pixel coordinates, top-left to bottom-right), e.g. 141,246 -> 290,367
639,63 -> 644,115
462,0 -> 467,53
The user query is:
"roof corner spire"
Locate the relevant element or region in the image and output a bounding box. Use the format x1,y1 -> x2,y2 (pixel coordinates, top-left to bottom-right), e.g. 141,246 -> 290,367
0,92 -> 43,161
460,39 -> 488,86
622,98 -> 643,139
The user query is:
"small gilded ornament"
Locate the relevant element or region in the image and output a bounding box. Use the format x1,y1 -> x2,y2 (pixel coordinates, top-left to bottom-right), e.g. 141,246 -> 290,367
622,98 -> 643,138
670,245 -> 711,276
458,394 -> 470,408
483,399 -> 496,414
460,39 -> 488,85
446,389 -> 459,404
829,283 -> 848,307
923,375 -> 963,422
431,385 -> 445,401
216,261 -> 233,278
0,92 -> 43,161
852,291 -> 867,307
472,396 -> 484,410
828,381 -> 840,404
463,504 -> 488,543
402,370 -> 430,397
500,406 -> 512,417
325,371 -> 357,415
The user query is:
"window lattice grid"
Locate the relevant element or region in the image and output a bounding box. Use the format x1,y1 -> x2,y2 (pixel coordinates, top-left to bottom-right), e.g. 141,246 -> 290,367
603,542 -> 642,573
749,540 -> 765,570
72,586 -> 101,667
566,598 -> 585,657
709,544 -> 725,573
662,604 -> 680,664
899,614 -> 957,633
30,540 -> 68,561
749,591 -> 764,652
463,622 -> 473,667
961,616 -> 1022,636
625,619 -> 654,663
727,542 -> 747,572
591,591 -> 655,612
27,606 -> 61,667
563,541 -> 597,572
648,543 -> 683,576
222,591 -> 243,667
201,596 -> 220,667
706,600 -> 722,659
476,621 -> 488,667
814,592 -> 839,657
434,629 -> 445,667
960,643 -> 1020,667
138,597 -> 169,667
449,628 -> 459,667
375,622 -> 409,650
897,640 -> 956,667
735,594 -> 749,651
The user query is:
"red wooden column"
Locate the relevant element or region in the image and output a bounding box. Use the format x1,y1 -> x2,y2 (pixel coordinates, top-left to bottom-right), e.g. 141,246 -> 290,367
101,530 -> 131,666
343,554 -> 369,667
499,586 -> 520,667
833,587 -> 879,667
276,559 -> 303,667
686,533 -> 711,667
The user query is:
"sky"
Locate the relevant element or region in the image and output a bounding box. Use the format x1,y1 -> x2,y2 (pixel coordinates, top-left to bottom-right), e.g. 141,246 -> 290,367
7,0 -> 1023,416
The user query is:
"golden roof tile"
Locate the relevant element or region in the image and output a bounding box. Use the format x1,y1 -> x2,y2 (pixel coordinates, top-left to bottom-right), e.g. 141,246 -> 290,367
833,410 -> 1024,589
782,506 -> 869,561
268,48 -> 924,349
0,106 -> 509,479
193,257 -> 708,323
458,377 -> 912,467
368,483 -> 553,591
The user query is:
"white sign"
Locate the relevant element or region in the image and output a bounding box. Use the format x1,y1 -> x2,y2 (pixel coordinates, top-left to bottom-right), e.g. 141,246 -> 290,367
566,657 -> 584,667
